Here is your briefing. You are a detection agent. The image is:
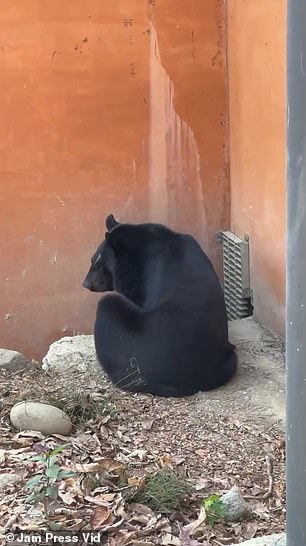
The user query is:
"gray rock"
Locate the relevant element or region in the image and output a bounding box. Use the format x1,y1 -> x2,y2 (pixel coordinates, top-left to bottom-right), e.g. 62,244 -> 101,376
42,335 -> 98,373
0,348 -> 32,371
10,401 -> 72,435
229,534 -> 285,546
0,473 -> 22,490
220,485 -> 251,522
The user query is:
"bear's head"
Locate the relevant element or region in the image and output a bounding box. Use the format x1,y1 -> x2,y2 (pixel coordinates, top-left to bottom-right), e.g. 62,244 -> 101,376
83,214 -> 175,296
82,214 -> 119,292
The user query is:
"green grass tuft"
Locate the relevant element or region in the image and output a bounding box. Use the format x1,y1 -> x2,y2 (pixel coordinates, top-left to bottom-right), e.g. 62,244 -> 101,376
133,469 -> 191,514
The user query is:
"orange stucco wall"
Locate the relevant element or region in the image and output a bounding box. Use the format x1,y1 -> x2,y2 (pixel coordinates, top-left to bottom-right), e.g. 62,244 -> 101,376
227,0 -> 286,335
0,1 -> 229,358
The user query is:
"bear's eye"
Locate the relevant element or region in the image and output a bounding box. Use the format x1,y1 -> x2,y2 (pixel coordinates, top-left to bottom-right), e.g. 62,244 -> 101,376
94,254 -> 102,267
91,253 -> 102,269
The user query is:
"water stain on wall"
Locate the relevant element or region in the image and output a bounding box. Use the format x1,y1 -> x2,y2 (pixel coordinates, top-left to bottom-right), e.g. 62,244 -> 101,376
149,23 -> 208,247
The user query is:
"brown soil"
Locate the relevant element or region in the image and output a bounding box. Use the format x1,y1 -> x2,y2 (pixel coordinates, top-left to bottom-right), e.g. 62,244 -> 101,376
0,318 -> 286,545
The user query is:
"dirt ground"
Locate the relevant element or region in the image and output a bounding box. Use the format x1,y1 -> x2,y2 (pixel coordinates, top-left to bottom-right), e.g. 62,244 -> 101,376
0,317 -> 286,545
208,317 -> 285,429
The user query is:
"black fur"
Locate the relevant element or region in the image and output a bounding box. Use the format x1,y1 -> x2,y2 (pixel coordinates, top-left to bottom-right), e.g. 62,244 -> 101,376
83,215 -> 237,397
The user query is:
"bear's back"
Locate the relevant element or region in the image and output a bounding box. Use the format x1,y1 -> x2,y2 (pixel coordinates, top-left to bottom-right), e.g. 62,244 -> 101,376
127,226 -> 225,312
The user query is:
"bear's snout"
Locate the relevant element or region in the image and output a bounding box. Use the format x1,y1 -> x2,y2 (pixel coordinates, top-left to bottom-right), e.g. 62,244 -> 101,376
82,278 -> 92,291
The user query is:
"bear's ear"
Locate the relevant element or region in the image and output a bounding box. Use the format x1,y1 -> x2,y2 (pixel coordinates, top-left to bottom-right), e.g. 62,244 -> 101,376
105,214 -> 119,232
105,228 -> 125,254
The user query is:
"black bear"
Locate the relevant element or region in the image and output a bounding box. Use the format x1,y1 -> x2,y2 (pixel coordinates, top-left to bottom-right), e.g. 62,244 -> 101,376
83,214 -> 237,397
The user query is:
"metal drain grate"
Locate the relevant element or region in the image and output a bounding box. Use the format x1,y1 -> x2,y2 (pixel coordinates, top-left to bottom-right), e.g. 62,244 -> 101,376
220,231 -> 252,320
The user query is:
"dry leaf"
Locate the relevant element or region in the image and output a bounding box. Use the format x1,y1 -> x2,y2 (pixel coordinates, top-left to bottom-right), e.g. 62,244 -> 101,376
133,542 -> 155,546
142,419 -> 154,430
2,447 -> 31,458
100,517 -> 124,532
194,478 -> 210,491
161,534 -> 180,546
157,454 -> 186,470
178,528 -> 204,545
116,431 -> 132,442
66,519 -> 84,531
242,521 -> 259,540
113,495 -> 126,517
108,531 -> 140,546
127,449 -> 147,460
58,478 -> 83,500
14,431 -> 45,441
90,505 -> 112,529
100,415 -> 111,425
71,458 -> 123,474
99,425 -> 109,439
0,450 -> 6,464
84,494 -> 113,506
127,476 -> 146,487
99,492 -> 117,502
57,490 -> 76,506
4,506 -> 25,529
47,434 -> 74,442
158,454 -> 173,469
183,506 -> 207,534
172,456 -> 186,466
195,449 -> 208,458
128,502 -> 155,516
14,438 -> 34,447
129,513 -> 151,525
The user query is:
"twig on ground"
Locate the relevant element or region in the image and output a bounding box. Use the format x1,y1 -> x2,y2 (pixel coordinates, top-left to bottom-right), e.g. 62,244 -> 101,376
245,454 -> 274,500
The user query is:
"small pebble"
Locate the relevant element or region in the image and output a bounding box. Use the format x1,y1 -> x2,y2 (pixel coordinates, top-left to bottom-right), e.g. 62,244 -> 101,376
220,484 -> 251,522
